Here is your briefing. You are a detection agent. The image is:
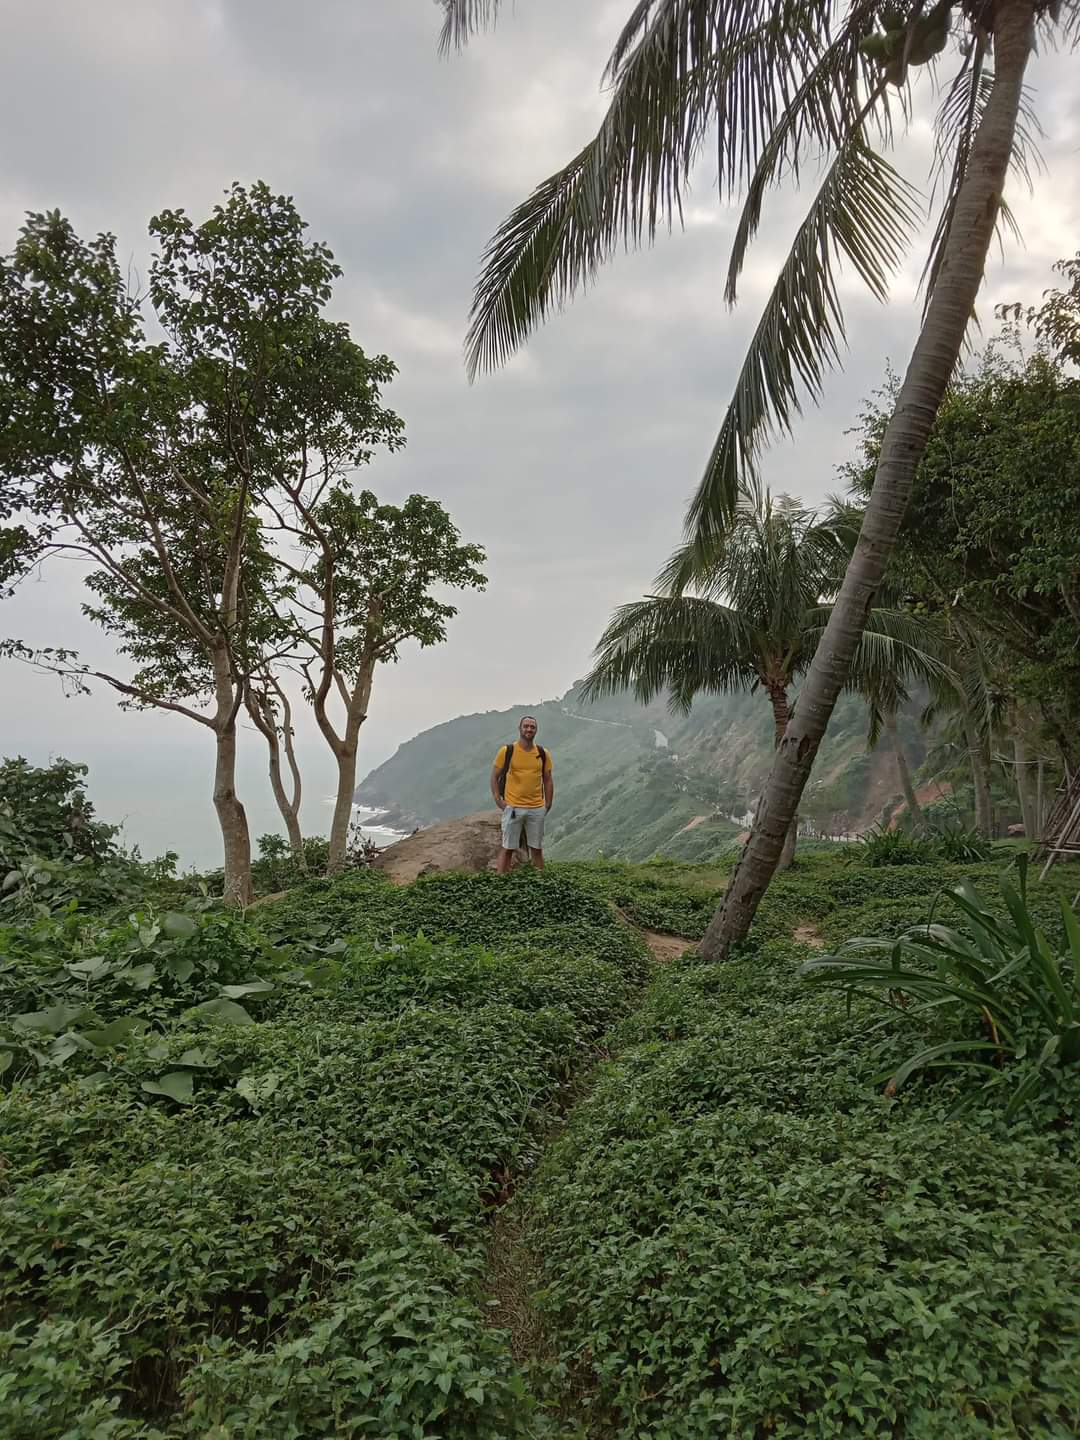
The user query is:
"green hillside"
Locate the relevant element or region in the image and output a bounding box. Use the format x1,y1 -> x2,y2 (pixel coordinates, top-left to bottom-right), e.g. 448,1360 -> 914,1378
357,681 -> 927,861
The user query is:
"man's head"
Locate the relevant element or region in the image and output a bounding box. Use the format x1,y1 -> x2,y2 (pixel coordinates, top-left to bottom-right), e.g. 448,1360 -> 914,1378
518,715 -> 538,741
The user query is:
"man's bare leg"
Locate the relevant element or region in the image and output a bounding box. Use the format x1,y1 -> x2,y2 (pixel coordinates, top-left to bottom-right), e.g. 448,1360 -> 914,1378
496,846 -> 515,875
528,848 -> 544,870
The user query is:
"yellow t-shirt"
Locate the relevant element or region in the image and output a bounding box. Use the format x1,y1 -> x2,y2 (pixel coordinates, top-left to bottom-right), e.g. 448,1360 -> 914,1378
494,743 -> 552,808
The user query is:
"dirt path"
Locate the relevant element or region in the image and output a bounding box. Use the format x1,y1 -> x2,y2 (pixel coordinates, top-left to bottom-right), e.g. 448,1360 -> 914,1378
481,915 -> 694,1417
640,928 -> 696,962
675,814 -> 708,835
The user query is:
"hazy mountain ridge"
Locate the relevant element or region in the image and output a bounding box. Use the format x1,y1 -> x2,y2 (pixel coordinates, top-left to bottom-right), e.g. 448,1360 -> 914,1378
356,681 -> 926,861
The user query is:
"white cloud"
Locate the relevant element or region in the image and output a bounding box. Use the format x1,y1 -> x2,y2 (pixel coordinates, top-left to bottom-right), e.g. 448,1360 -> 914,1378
1,2 -> 1077,864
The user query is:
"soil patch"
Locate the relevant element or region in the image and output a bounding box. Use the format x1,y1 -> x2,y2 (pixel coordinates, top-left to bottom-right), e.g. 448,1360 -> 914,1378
793,923 -> 825,948
675,814 -> 709,835
641,929 -> 696,962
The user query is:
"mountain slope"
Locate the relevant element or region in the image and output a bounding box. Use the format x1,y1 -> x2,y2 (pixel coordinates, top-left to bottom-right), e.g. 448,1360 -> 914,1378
356,681 -> 927,862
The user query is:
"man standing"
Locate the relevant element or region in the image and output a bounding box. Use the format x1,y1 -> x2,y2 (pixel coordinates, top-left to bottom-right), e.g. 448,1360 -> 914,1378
491,715 -> 554,873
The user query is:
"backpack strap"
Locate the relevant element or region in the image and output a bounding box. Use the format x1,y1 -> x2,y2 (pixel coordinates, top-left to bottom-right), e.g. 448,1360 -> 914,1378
499,742 -> 548,800
497,742 -> 515,797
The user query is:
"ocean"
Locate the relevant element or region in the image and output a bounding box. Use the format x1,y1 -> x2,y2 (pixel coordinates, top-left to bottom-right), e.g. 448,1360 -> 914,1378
347,804 -> 410,850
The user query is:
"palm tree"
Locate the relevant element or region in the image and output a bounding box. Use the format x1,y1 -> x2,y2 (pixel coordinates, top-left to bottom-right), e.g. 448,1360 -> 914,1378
439,0 -> 1068,955
864,672 -> 929,833
582,484 -> 951,865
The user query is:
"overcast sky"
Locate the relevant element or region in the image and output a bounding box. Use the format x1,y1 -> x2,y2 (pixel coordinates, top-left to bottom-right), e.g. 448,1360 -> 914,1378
1,1 -> 1078,865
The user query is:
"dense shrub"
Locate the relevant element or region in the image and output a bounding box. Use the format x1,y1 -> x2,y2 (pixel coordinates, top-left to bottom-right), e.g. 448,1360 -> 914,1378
853,822 -> 993,868
520,920 -> 1080,1434
805,862 -> 1080,1121
0,758 -> 165,918
258,866 -> 648,983
0,901 -> 279,1082
6,841 -> 1078,1436
0,864 -> 640,1436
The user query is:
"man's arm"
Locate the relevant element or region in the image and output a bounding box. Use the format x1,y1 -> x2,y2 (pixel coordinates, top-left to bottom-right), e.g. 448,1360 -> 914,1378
544,764 -> 554,813
490,762 -> 506,810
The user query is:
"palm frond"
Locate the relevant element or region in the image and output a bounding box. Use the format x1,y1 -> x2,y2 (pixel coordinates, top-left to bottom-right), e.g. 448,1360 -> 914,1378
724,1 -> 888,303
656,481 -> 850,631
581,595 -> 757,713
436,0 -> 504,54
464,0 -> 854,379
921,46 -> 1044,309
1039,1 -> 1080,51
685,137 -> 921,549
801,604 -> 954,700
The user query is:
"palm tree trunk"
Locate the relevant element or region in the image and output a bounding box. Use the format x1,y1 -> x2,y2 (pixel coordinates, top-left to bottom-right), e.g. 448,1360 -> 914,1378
767,681 -> 798,870
885,710 -> 925,832
701,0 -> 1034,961
965,720 -> 994,840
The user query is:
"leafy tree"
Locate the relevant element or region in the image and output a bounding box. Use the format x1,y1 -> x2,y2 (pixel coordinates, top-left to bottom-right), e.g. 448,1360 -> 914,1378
582,484 -> 949,866
268,489 -> 486,873
842,314 -> 1080,848
847,331 -> 1080,750
0,756 -> 160,915
1005,249 -> 1080,365
0,183 -> 402,904
0,757 -> 118,865
438,0 -> 1067,955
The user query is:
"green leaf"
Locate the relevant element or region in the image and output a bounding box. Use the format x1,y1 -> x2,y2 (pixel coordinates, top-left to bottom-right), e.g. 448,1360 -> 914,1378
117,962 -> 157,990
176,1047 -> 217,1068
1060,895 -> 1080,993
187,998 -> 255,1026
13,1003 -> 88,1035
235,1071 -> 281,1107
141,1070 -> 195,1104
82,1016 -> 147,1049
886,1039 -> 1002,1093
219,981 -> 276,998
48,1033 -> 86,1067
167,956 -> 195,983
0,1050 -> 13,1074
65,954 -> 111,980
162,911 -> 198,939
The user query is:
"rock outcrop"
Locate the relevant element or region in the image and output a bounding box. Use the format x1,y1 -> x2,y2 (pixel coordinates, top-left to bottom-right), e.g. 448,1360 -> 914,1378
371,810 -> 527,884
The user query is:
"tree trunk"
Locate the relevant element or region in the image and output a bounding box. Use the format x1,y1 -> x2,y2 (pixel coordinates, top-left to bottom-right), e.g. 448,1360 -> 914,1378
209,645 -> 253,906
965,720 -> 994,839
247,684 -> 305,864
325,666 -> 375,874
885,711 -> 925,831
1013,725 -> 1039,840
701,0 -> 1034,960
267,728 -> 305,861
327,737 -> 358,874
214,718 -> 253,906
766,681 -> 798,870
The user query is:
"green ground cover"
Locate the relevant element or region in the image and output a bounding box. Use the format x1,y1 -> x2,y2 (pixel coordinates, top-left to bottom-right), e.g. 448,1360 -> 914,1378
2,849 -> 1078,1437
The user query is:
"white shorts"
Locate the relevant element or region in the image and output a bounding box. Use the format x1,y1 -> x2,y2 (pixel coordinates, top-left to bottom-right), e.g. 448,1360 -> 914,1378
501,804 -> 546,851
